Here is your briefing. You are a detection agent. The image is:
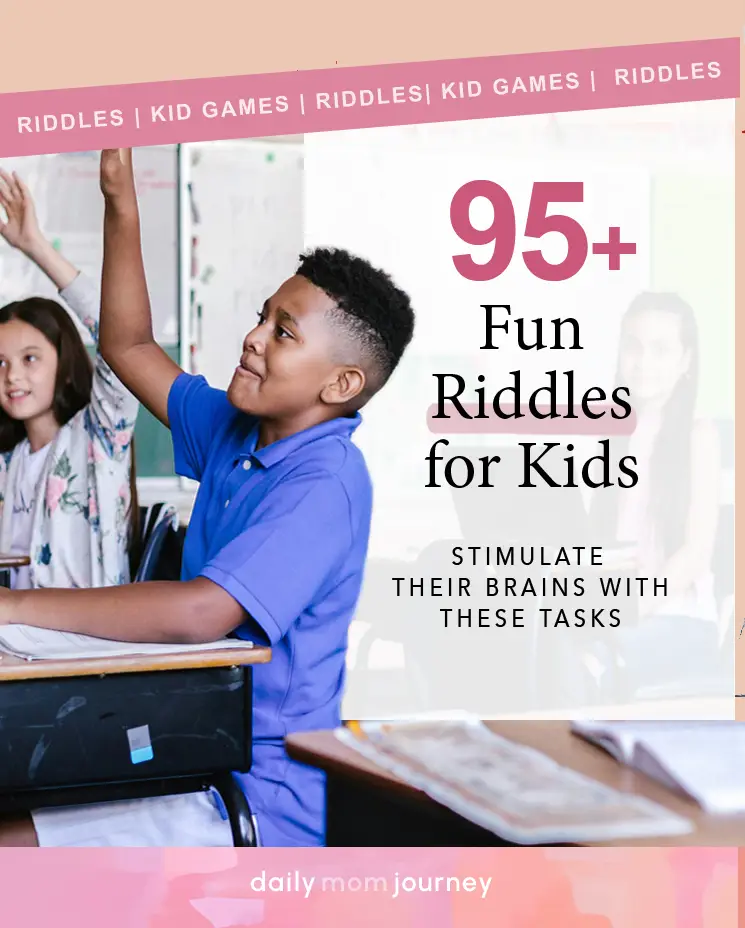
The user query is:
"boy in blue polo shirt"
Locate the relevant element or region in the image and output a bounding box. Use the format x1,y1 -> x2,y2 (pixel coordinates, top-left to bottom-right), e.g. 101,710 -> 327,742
0,148 -> 414,848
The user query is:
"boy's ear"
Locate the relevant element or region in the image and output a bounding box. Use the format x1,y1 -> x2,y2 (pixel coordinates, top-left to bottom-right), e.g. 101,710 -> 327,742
320,366 -> 366,406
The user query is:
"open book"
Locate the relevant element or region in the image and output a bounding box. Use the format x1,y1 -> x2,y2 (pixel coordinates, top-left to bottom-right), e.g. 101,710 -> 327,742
571,720 -> 745,815
338,718 -> 692,844
0,624 -> 254,662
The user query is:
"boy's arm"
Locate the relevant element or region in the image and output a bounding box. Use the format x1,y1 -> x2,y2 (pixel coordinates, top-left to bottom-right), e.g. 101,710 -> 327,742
61,273 -> 140,458
0,578 -> 246,644
99,149 -> 182,428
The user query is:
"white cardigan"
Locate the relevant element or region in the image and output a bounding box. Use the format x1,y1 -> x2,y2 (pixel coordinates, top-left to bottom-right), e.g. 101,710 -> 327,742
0,273 -> 139,588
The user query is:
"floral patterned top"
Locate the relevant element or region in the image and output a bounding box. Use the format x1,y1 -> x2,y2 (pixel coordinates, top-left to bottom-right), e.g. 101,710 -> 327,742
0,272 -> 139,588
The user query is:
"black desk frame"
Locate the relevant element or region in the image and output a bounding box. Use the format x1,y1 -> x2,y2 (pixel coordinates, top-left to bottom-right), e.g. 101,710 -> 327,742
0,663 -> 257,847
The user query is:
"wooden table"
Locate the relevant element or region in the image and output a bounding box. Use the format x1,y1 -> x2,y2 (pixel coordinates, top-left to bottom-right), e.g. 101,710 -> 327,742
0,645 -> 271,846
0,553 -> 29,588
286,719 -> 745,847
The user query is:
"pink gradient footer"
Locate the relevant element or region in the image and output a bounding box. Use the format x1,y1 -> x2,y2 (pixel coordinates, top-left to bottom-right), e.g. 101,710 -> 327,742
0,847 -> 737,927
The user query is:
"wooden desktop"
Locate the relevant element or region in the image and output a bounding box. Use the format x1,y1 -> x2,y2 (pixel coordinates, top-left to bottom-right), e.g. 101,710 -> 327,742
0,554 -> 30,589
286,716 -> 745,847
0,643 -> 270,681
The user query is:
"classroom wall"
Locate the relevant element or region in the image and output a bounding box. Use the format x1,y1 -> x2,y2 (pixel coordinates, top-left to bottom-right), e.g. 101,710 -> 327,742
650,174 -> 734,419
183,138 -> 304,391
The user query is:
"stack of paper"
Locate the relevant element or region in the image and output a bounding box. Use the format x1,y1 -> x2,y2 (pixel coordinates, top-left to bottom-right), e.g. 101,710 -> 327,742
572,719 -> 745,814
0,624 -> 254,661
338,718 -> 693,844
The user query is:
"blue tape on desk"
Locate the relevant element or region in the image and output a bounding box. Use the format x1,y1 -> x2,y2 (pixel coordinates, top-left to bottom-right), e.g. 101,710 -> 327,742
131,746 -> 154,764
127,725 -> 154,765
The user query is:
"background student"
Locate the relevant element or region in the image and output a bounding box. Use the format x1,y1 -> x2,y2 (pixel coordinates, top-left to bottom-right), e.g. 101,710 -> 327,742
590,291 -> 722,692
0,169 -> 139,588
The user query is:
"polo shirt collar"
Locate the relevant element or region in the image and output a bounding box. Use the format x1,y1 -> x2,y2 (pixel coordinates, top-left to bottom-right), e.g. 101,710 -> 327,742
247,412 -> 362,469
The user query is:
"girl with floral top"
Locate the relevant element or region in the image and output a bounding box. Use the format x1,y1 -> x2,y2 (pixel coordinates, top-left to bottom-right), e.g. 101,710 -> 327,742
0,168 -> 139,589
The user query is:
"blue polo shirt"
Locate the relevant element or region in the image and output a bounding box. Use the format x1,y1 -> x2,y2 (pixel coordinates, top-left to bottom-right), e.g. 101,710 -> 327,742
167,372 -> 373,846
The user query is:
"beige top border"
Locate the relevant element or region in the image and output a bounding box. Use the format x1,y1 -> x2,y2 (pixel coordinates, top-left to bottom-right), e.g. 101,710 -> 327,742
1,0 -> 741,94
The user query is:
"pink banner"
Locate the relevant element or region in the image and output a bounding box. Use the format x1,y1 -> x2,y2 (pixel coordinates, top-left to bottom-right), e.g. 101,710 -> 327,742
0,847 -> 737,927
0,38 -> 738,157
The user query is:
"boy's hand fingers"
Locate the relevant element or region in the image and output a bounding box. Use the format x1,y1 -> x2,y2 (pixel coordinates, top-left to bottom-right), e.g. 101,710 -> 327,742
101,148 -> 132,167
101,149 -> 120,169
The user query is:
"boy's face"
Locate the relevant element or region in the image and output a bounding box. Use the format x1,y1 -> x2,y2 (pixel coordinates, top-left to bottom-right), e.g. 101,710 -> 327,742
227,275 -> 351,423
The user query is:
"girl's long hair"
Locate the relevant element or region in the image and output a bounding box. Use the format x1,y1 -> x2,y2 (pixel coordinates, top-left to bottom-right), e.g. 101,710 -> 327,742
0,297 -> 93,452
590,292 -> 698,558
0,297 -> 140,572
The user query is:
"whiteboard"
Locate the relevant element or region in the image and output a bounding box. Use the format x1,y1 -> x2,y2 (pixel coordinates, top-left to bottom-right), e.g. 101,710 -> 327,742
185,139 -> 304,388
0,147 -> 178,344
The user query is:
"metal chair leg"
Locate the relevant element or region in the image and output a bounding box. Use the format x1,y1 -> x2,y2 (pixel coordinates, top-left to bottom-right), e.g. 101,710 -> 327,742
211,773 -> 258,847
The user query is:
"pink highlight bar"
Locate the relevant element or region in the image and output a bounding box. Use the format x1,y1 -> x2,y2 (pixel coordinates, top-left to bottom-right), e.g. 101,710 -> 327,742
0,847 -> 736,928
428,403 -> 637,434
0,38 -> 738,157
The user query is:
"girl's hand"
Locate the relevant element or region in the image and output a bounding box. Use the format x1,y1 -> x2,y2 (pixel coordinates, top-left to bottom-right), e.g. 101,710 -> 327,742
0,170 -> 44,255
100,149 -> 137,211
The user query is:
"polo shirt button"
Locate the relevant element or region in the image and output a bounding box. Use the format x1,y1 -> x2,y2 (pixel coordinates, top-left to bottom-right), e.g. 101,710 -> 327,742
243,460 -> 252,471
224,499 -> 230,508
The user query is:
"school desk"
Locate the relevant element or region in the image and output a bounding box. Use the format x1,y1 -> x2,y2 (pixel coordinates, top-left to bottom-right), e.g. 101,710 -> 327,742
0,554 -> 30,588
0,645 -> 271,846
285,717 -> 745,847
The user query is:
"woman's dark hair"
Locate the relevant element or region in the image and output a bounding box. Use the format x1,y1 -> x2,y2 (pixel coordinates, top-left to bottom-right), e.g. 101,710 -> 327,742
0,297 -> 93,453
591,292 -> 698,558
0,297 -> 140,569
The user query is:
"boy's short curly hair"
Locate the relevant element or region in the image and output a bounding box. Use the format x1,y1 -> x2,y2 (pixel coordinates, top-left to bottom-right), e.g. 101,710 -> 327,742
296,247 -> 414,400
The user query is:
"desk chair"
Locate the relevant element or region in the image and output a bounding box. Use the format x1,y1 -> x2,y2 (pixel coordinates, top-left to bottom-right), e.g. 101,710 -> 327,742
0,555 -> 30,589
134,503 -> 259,848
629,501 -> 734,703
347,544 -> 558,715
447,445 -> 594,710
344,558 -> 432,717
633,421 -> 734,700
134,503 -> 179,582
572,498 -> 734,705
628,422 -> 734,701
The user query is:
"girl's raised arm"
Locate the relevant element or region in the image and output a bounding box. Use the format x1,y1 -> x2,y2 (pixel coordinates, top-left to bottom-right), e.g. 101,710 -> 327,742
0,169 -> 79,294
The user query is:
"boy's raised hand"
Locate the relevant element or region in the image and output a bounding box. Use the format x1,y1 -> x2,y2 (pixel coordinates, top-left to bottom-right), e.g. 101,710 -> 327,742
99,145 -> 181,427
0,169 -> 43,254
100,149 -> 137,210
